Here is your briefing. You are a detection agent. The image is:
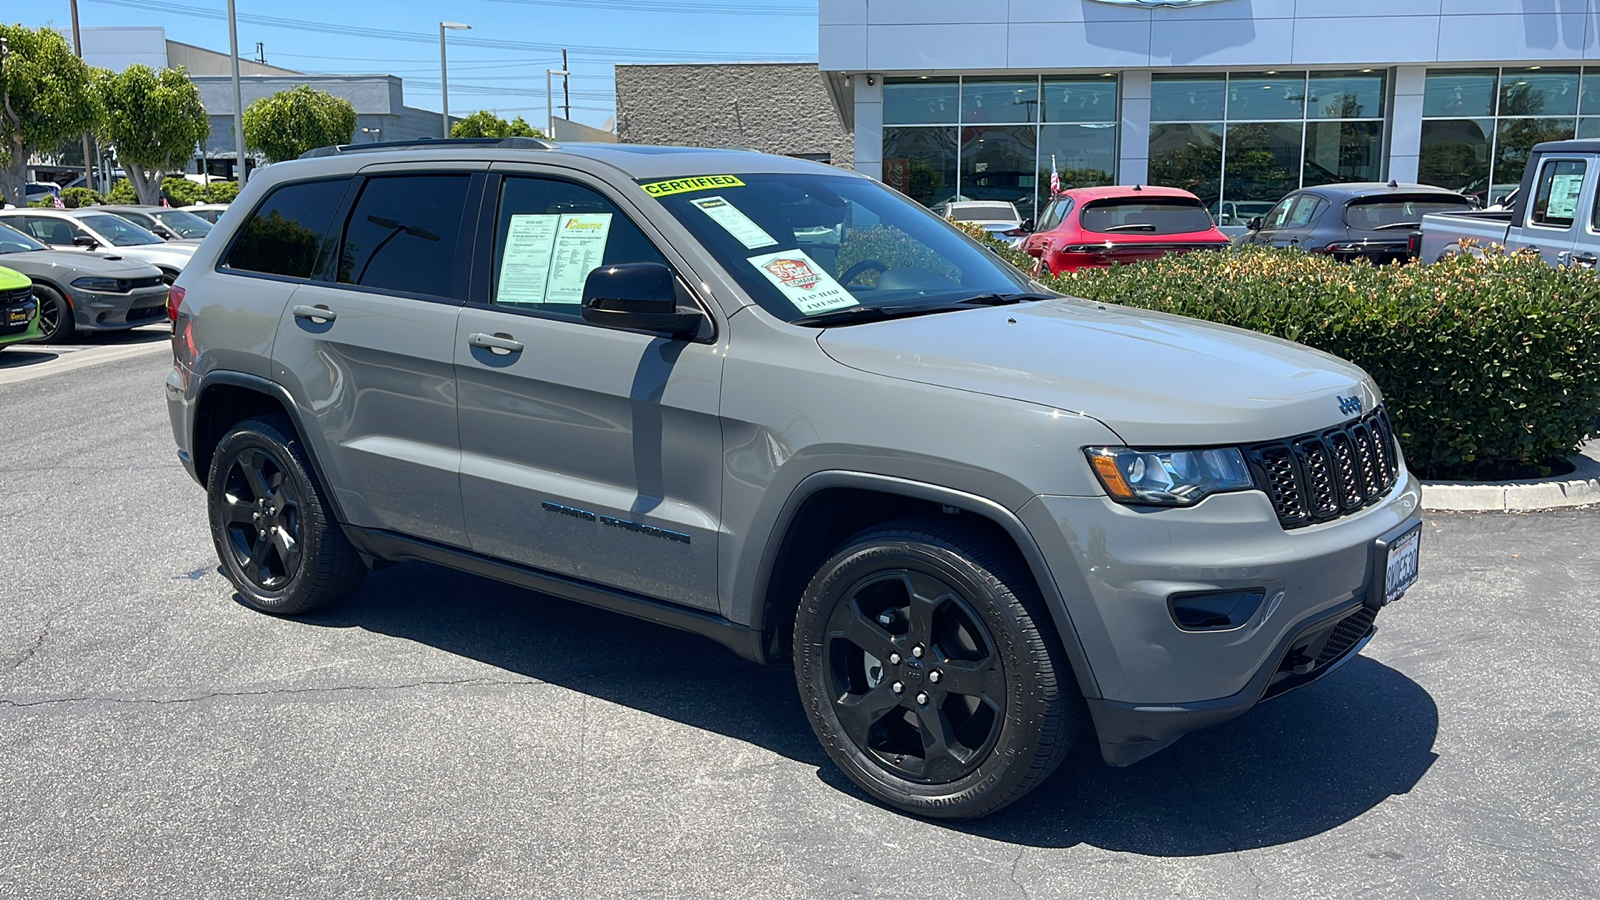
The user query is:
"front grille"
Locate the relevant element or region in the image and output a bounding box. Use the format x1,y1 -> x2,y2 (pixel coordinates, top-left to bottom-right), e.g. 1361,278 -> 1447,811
1246,406 -> 1402,529
129,276 -> 165,290
0,285 -> 32,306
127,304 -> 167,323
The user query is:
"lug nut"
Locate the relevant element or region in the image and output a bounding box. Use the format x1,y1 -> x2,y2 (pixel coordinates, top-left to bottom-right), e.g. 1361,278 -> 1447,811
929,670 -> 941,684
888,652 -> 902,665
915,692 -> 929,705
911,645 -> 924,659
891,681 -> 904,695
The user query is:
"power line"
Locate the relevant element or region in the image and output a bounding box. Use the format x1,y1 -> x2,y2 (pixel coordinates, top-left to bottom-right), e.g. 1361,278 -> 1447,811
481,0 -> 813,15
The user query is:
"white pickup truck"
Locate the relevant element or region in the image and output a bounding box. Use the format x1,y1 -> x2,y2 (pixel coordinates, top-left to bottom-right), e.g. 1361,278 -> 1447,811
1418,139 -> 1600,269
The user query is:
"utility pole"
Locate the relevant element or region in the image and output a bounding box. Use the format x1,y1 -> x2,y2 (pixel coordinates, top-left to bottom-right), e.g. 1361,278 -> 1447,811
255,42 -> 265,65
69,0 -> 94,189
439,22 -> 471,138
228,0 -> 247,186
562,49 -> 570,122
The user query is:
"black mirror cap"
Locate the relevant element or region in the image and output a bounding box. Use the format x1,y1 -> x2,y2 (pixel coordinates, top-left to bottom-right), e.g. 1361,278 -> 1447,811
72,234 -> 99,248
1020,218 -> 1035,233
581,262 -> 704,338
1246,217 -> 1264,231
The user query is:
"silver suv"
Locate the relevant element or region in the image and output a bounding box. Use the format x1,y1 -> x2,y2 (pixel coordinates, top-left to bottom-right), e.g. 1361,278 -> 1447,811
167,138 -> 1422,819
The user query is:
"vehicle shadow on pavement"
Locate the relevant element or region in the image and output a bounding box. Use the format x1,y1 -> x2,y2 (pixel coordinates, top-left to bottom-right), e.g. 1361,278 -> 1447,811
292,561 -> 1438,854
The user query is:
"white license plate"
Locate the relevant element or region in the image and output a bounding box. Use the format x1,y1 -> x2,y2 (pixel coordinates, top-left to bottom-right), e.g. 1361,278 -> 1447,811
1383,525 -> 1421,605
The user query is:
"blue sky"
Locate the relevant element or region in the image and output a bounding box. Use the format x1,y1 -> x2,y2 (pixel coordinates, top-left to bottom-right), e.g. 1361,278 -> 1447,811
22,0 -> 820,128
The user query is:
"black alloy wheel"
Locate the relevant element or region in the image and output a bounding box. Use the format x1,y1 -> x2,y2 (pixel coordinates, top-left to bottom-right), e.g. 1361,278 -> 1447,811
795,517 -> 1081,819
31,284 -> 74,344
207,416 -> 365,615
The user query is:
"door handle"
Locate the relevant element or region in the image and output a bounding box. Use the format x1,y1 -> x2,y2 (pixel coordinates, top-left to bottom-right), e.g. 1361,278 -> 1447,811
1573,252 -> 1598,270
292,304 -> 336,323
468,332 -> 524,354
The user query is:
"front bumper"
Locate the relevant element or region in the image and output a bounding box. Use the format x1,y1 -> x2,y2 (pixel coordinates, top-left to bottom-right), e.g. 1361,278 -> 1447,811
0,295 -> 39,345
69,285 -> 169,331
1020,472 -> 1421,765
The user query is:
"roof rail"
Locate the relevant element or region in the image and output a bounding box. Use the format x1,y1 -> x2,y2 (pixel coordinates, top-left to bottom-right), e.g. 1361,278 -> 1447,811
299,136 -> 557,159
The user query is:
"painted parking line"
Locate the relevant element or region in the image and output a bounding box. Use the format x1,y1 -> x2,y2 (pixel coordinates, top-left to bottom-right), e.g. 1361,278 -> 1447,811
0,339 -> 170,386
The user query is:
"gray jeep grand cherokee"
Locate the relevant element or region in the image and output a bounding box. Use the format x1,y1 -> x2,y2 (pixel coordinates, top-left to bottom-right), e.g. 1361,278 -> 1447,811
166,138 -> 1422,819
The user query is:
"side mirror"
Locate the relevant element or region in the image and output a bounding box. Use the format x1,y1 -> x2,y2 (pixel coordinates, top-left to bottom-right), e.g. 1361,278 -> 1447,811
581,263 -> 704,338
72,234 -> 99,249
1020,218 -> 1035,233
1246,217 -> 1264,232
153,227 -> 176,240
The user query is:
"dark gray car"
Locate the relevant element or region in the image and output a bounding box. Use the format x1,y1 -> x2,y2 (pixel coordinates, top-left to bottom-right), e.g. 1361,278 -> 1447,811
1240,182 -> 1473,263
167,138 -> 1423,819
0,221 -> 169,342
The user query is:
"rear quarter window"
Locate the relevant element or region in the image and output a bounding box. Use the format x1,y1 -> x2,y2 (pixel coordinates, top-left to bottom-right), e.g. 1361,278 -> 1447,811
1080,198 -> 1215,235
225,178 -> 352,279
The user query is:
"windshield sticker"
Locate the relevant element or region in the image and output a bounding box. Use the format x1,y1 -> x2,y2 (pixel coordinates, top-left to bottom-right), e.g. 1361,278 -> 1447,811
1547,173 -> 1584,220
496,213 -> 613,305
641,175 -> 745,198
690,195 -> 777,249
747,249 -> 859,315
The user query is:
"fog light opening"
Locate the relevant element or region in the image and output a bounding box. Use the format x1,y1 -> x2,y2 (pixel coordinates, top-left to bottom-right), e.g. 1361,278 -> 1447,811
1169,589 -> 1267,631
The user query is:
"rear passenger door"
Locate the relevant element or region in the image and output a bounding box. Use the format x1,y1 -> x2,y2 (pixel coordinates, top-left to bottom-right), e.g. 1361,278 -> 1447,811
453,167 -> 725,611
270,165 -> 484,548
1518,156 -> 1591,266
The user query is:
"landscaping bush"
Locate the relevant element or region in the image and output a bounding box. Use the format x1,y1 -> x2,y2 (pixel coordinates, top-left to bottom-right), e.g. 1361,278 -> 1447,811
161,176 -> 204,207
202,180 -> 239,204
106,178 -> 138,204
61,187 -> 100,208
1048,246 -> 1600,480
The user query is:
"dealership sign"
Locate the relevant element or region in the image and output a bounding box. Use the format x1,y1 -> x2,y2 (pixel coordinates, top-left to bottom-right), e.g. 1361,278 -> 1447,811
1089,0 -> 1232,7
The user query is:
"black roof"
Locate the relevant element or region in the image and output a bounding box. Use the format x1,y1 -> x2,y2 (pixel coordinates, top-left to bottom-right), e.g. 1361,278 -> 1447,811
1299,181 -> 1465,199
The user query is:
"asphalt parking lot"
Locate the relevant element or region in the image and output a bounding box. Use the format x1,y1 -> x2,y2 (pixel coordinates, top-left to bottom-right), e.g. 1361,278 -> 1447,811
2,348 -> 1597,898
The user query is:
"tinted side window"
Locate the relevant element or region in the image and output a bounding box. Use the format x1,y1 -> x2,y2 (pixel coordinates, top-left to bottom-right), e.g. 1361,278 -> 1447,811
1529,159 -> 1586,229
1263,195 -> 1298,230
338,175 -> 473,299
490,176 -> 669,317
1282,195 -> 1323,229
226,179 -> 350,279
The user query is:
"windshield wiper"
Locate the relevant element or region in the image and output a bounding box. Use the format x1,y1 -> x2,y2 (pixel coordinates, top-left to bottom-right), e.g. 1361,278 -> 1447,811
1370,221 -> 1422,231
790,293 -> 1055,327
1103,223 -> 1157,232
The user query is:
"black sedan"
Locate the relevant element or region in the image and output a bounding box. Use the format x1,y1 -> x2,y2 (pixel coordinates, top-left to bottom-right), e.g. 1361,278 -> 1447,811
1238,182 -> 1474,264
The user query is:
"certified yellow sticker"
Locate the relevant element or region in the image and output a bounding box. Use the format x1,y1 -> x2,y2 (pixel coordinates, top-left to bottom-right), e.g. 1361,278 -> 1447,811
641,175 -> 745,198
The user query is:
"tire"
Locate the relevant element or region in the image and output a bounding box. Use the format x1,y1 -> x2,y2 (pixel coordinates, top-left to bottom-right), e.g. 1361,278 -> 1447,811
794,516 -> 1082,819
206,415 -> 365,615
31,283 -> 74,344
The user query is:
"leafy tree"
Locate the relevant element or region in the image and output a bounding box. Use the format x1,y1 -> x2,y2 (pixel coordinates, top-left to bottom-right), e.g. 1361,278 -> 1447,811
0,25 -> 102,207
242,84 -> 356,163
98,65 -> 211,205
450,110 -> 545,139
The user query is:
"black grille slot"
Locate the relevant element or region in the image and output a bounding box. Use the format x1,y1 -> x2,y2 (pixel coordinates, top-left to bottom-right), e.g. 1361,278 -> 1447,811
1315,606 -> 1377,668
0,285 -> 32,306
130,276 -> 165,290
1247,406 -> 1403,529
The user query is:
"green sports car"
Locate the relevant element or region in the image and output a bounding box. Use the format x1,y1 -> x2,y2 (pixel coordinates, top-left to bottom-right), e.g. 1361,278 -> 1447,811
0,264 -> 40,350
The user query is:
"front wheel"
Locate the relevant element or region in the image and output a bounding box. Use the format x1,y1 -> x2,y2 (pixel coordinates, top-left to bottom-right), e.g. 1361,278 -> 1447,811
31,283 -> 74,344
206,415 -> 365,615
794,517 -> 1082,818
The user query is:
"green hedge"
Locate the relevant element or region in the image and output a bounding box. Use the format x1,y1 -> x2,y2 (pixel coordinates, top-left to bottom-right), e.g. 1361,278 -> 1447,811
61,187 -> 101,208
1036,246 -> 1600,480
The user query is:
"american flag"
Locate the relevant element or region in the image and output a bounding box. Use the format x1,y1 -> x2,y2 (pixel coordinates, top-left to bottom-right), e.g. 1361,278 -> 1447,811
1049,155 -> 1060,195
161,196 -> 171,208
52,193 -> 64,209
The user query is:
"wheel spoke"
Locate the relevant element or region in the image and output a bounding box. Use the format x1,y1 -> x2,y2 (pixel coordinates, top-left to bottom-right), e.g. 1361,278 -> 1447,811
272,525 -> 299,563
243,533 -> 271,583
222,496 -> 256,527
905,587 -> 941,648
835,683 -> 904,747
913,703 -> 967,783
239,450 -> 272,501
833,606 -> 900,661
935,657 -> 1003,701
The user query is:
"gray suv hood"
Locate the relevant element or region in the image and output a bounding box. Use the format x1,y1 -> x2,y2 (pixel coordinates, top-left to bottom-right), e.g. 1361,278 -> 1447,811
816,299 -> 1379,446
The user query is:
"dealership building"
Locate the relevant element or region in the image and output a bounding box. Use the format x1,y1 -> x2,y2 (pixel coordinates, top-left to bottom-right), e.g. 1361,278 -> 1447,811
818,0 -> 1600,223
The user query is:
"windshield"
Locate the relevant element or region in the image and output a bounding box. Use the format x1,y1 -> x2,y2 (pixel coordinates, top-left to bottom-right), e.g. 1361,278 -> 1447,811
78,214 -> 164,246
1080,197 -> 1216,235
949,205 -> 1018,223
0,222 -> 46,254
1345,196 -> 1471,230
152,209 -> 213,239
644,172 -> 1034,323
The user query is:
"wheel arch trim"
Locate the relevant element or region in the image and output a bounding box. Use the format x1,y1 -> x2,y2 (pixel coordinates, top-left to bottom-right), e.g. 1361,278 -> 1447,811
754,470 -> 1102,699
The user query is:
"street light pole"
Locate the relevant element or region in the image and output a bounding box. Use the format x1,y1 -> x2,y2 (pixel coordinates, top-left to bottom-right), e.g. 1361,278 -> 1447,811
69,0 -> 94,189
439,22 -> 471,138
228,0 -> 247,187
546,69 -> 569,138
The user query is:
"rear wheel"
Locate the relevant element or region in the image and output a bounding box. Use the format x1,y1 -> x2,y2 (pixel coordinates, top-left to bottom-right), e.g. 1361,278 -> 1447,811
794,516 -> 1082,818
207,415 -> 364,615
31,283 -> 74,344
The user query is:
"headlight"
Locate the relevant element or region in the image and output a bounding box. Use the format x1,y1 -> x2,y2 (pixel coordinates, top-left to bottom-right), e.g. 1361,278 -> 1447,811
1085,446 -> 1255,506
72,277 -> 127,293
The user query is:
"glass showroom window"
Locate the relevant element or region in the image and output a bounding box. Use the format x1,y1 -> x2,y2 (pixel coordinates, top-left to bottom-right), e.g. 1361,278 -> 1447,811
882,75 -> 1117,218
1420,67 -> 1579,207
1150,71 -> 1386,226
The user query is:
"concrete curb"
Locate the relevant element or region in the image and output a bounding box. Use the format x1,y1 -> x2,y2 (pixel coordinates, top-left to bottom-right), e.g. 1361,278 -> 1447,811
1421,443 -> 1600,512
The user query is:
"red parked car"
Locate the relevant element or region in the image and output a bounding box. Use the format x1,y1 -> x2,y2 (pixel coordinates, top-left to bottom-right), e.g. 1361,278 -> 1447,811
1022,185 -> 1231,275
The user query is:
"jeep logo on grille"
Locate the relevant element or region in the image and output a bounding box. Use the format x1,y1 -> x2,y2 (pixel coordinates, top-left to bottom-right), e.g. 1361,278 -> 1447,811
1338,395 -> 1364,416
